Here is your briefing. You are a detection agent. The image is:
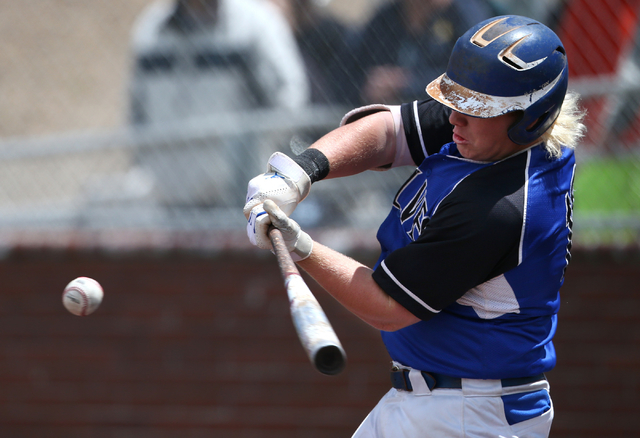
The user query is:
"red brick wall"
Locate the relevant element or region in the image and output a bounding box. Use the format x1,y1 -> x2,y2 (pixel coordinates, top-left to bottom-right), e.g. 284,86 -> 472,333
546,249 -> 640,438
0,247 -> 638,437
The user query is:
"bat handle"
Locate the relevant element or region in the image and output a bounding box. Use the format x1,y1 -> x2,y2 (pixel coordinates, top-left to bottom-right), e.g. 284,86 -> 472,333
268,226 -> 299,278
268,226 -> 347,375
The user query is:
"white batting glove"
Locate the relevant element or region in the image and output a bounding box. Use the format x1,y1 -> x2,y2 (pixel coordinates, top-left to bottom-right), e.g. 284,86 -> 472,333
243,152 -> 311,220
247,199 -> 313,261
247,204 -> 271,249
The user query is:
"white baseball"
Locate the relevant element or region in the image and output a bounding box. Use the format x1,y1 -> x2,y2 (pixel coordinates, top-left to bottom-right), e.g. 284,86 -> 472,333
62,277 -> 104,316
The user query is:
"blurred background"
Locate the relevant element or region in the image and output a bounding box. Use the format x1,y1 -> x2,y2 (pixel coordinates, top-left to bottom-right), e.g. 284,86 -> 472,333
0,0 -> 638,437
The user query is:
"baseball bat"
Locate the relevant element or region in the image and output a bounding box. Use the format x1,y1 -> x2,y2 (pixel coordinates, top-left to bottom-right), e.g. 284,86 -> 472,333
268,227 -> 347,375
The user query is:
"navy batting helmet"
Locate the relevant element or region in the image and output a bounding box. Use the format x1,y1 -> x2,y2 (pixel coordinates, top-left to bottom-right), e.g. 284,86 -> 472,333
427,15 -> 568,145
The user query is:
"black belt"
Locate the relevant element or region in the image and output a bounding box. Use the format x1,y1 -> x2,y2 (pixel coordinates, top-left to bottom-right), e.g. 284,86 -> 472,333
391,368 -> 546,392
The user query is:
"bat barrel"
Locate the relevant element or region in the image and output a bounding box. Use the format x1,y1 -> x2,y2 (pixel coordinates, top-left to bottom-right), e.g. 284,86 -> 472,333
269,226 -> 347,376
313,344 -> 347,376
289,285 -> 347,375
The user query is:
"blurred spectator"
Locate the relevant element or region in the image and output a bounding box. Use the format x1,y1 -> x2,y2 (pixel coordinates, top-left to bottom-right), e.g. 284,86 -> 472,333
127,0 -> 309,207
345,0 -> 495,105
130,0 -> 309,124
269,0 -> 354,106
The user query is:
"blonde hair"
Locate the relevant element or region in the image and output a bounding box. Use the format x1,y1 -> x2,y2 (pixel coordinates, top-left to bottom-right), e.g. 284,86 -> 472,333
539,90 -> 587,159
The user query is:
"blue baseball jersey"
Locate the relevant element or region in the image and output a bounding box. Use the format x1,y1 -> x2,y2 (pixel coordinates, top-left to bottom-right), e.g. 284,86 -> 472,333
371,100 -> 576,379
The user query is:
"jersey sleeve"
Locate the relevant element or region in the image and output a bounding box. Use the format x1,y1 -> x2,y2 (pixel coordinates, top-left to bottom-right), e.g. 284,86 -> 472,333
372,159 -> 527,321
400,99 -> 453,165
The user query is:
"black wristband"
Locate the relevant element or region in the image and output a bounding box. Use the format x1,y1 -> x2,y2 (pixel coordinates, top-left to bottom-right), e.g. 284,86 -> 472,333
292,148 -> 330,183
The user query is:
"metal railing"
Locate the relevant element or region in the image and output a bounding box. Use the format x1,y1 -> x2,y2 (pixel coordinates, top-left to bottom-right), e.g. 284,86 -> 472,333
2,0 -> 640,248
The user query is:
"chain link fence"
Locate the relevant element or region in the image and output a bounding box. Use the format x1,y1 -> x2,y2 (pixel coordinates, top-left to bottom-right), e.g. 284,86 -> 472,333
1,0 -> 639,248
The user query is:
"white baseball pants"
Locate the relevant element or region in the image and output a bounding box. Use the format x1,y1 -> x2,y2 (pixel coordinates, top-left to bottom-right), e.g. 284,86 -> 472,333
351,373 -> 553,438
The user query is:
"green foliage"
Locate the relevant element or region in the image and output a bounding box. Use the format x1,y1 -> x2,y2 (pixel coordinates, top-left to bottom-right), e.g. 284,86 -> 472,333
574,157 -> 640,213
573,157 -> 640,246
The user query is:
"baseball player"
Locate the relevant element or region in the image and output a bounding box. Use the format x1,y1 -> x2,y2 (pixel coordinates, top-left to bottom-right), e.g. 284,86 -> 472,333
244,15 -> 586,437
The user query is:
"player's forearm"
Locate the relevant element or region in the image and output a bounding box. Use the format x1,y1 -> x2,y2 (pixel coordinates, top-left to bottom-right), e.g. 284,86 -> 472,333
308,111 -> 397,179
297,241 -> 419,331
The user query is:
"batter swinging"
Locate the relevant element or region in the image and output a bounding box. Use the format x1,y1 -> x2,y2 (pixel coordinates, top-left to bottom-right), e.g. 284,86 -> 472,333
245,15 -> 586,437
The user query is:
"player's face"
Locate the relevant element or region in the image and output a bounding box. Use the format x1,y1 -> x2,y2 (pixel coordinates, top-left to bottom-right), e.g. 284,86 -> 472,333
449,111 -> 526,161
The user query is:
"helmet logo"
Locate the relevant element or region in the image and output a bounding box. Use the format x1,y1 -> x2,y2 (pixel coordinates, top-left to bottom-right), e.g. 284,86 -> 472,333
499,35 -> 547,70
470,17 -> 547,71
470,17 -> 523,47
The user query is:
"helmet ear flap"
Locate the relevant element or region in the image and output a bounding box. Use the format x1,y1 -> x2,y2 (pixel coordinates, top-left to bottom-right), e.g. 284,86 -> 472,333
508,105 -> 556,145
508,67 -> 568,145
509,109 -> 553,145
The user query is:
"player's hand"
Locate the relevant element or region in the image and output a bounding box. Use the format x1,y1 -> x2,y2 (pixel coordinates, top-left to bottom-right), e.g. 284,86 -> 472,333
243,152 -> 311,220
247,199 -> 313,261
